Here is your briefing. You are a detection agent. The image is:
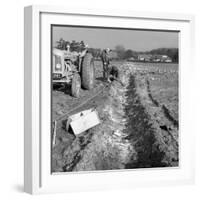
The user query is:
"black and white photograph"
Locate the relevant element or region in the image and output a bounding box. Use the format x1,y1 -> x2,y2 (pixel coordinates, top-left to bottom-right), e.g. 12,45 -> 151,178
51,25 -> 179,173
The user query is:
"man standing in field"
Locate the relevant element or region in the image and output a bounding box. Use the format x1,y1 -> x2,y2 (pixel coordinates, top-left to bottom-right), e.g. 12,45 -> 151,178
101,48 -> 111,81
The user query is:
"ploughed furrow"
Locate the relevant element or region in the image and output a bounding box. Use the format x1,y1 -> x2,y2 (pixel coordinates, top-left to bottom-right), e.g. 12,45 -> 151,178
146,79 -> 179,128
124,73 -> 178,168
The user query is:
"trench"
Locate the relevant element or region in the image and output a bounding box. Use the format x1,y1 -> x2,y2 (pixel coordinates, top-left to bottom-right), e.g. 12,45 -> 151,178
53,64 -> 178,172
61,68 -> 132,172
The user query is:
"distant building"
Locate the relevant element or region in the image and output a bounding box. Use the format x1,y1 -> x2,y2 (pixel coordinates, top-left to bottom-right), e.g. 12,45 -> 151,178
161,55 -> 172,62
164,58 -> 172,63
138,54 -> 152,62
127,57 -> 135,61
152,55 -> 172,62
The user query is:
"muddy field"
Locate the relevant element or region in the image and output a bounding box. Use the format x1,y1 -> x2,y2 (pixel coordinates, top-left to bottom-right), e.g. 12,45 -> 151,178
51,61 -> 179,172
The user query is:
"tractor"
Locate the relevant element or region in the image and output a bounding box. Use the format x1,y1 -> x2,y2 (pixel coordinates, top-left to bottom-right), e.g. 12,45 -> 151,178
52,44 -> 95,97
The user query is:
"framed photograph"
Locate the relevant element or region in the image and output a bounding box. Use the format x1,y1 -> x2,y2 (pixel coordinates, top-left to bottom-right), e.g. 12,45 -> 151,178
24,5 -> 195,194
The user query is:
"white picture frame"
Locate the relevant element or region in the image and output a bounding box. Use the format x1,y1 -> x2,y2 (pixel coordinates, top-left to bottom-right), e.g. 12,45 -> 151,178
24,5 -> 195,194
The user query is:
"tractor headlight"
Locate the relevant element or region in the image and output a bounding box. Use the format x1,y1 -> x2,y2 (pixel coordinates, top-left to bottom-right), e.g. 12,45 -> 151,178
55,63 -> 62,70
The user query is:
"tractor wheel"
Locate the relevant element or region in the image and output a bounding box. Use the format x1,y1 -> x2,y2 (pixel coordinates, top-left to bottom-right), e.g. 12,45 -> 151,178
81,53 -> 95,90
71,73 -> 81,98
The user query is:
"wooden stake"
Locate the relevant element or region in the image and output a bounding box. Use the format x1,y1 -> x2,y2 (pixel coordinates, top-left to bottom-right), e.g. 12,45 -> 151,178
53,120 -> 57,147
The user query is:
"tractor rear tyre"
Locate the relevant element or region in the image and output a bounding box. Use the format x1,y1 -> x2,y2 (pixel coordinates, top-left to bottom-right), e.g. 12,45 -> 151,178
71,73 -> 81,98
81,53 -> 95,90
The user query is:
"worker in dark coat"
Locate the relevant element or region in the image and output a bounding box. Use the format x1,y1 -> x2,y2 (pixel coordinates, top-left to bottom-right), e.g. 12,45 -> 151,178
101,48 -> 111,81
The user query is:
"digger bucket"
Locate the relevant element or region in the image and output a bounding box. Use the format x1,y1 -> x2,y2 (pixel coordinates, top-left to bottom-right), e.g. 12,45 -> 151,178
66,108 -> 101,135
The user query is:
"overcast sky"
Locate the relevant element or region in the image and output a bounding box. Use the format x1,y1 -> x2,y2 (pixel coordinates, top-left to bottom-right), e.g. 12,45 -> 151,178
52,26 -> 179,51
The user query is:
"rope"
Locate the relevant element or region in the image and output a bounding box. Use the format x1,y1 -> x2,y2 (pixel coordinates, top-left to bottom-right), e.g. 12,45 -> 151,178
54,84 -> 108,130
